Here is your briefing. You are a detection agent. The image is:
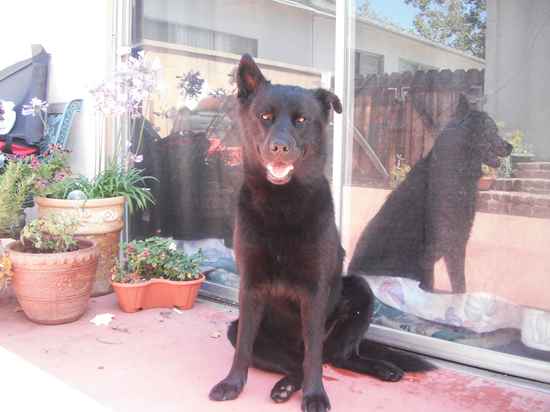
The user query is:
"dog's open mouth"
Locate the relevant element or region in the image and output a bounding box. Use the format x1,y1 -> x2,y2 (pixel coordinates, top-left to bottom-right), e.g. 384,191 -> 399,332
266,162 -> 294,185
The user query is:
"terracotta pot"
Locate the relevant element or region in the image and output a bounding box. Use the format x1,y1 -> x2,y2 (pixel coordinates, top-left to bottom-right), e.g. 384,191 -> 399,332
478,176 -> 495,191
34,196 -> 125,296
6,239 -> 99,325
112,274 -> 205,313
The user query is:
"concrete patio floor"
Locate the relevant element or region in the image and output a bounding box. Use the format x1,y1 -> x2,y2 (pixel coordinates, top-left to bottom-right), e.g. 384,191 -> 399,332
1,291 -> 549,412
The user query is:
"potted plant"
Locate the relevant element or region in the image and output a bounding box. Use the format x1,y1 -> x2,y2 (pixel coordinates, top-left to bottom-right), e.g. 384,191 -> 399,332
5,215 -> 99,324
0,161 -> 33,238
389,154 -> 411,189
33,162 -> 154,296
0,145 -> 69,239
478,164 -> 497,191
33,49 -> 161,297
508,129 -> 535,167
111,236 -> 204,312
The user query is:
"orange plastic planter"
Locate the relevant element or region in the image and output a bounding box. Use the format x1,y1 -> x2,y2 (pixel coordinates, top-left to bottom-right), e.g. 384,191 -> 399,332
112,275 -> 205,313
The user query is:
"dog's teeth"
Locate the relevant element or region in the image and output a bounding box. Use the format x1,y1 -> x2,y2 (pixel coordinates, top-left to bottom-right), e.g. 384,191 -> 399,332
267,164 -> 294,179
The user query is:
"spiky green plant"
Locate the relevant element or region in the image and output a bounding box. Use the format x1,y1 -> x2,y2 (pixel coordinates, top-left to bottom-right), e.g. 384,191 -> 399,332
0,161 -> 34,237
45,162 -> 155,214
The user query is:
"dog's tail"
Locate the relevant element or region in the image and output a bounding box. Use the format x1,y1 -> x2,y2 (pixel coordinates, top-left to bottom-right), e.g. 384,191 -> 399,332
358,339 -> 436,372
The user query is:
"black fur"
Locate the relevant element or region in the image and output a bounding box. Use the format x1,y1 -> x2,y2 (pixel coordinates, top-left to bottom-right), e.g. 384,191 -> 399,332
209,55 -> 433,412
348,95 -> 513,293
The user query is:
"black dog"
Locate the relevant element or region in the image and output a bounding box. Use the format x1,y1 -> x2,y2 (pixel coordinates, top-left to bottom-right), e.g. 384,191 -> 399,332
348,95 -> 513,293
209,55 -> 432,412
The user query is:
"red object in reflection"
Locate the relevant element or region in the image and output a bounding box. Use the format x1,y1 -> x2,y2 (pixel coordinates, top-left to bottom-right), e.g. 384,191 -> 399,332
207,137 -> 223,156
0,141 -> 39,156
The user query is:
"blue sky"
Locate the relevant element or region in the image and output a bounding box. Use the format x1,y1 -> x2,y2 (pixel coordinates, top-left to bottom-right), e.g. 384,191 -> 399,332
367,0 -> 417,29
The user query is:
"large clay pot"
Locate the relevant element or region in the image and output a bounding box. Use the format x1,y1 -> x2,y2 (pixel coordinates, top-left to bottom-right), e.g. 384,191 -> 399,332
34,196 -> 125,296
6,239 -> 99,325
112,275 -> 205,313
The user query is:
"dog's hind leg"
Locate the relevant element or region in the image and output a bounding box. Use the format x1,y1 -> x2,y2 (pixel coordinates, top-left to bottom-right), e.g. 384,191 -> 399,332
444,242 -> 466,293
324,275 -> 404,382
419,244 -> 438,291
227,320 -> 304,403
330,354 -> 404,382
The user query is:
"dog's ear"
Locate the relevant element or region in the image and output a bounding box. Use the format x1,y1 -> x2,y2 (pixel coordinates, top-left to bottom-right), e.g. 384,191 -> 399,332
237,54 -> 267,101
456,94 -> 471,120
313,88 -> 343,118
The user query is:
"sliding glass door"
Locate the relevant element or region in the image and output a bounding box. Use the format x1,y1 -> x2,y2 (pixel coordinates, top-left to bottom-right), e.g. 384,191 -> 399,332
339,0 -> 550,382
129,0 -> 550,382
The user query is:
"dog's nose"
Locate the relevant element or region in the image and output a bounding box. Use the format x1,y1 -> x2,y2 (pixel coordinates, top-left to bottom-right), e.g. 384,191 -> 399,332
270,141 -> 290,154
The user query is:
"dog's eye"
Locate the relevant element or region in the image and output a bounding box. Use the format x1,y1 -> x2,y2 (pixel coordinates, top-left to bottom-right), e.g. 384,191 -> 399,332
260,112 -> 273,121
295,116 -> 306,126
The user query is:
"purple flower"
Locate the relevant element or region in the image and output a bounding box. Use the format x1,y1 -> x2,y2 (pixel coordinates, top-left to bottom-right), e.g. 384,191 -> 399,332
90,51 -> 162,119
128,152 -> 143,164
177,70 -> 204,99
21,97 -> 48,117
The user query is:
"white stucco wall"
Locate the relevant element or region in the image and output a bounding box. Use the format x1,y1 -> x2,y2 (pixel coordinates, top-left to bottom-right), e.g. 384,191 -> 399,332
486,0 -> 550,159
0,0 -> 114,177
144,0 -> 484,74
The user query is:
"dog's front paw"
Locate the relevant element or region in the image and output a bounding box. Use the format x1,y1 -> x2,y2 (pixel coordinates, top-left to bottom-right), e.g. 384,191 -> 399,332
302,391 -> 331,412
209,378 -> 244,401
373,361 -> 404,382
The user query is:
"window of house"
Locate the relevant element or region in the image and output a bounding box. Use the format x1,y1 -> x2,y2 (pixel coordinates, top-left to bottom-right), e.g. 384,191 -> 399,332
143,18 -> 258,57
398,57 -> 437,73
356,50 -> 384,76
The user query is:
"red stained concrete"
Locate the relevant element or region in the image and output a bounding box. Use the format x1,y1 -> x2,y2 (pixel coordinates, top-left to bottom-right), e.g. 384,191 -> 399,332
1,292 -> 549,412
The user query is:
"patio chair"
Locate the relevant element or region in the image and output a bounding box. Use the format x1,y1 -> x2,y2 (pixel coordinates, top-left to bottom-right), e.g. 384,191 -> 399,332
14,99 -> 83,208
0,99 -> 82,158
41,99 -> 83,152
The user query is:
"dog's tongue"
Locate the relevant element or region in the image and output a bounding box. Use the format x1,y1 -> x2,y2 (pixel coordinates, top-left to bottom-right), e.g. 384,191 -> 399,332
267,163 -> 294,179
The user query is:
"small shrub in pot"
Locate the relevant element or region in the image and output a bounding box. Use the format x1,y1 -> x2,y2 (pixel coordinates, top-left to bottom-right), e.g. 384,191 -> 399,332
112,237 -> 205,312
